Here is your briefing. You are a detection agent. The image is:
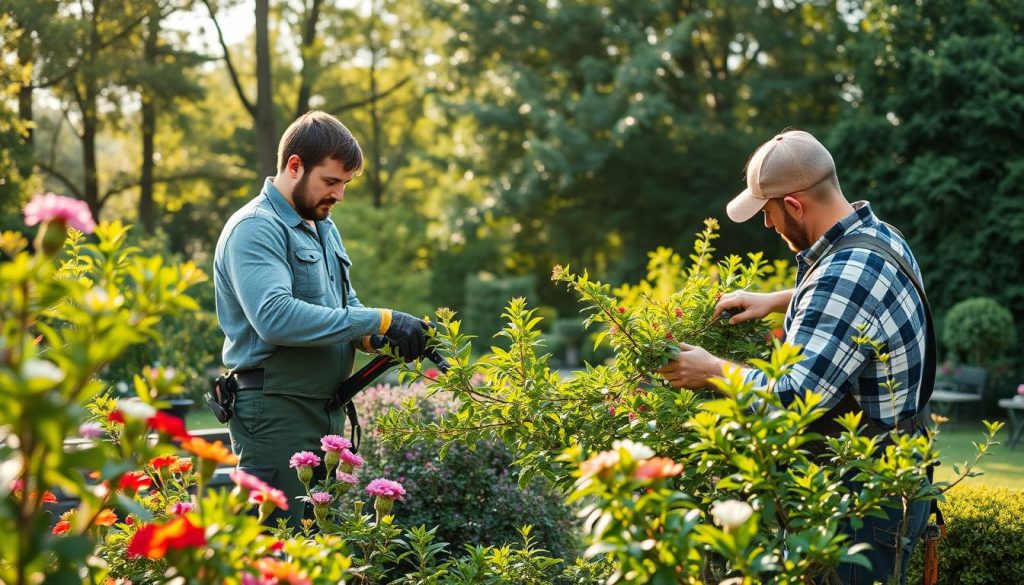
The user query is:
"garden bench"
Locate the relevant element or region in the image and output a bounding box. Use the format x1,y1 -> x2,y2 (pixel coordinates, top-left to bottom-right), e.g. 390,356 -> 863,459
997,398 -> 1024,451
929,365 -> 987,424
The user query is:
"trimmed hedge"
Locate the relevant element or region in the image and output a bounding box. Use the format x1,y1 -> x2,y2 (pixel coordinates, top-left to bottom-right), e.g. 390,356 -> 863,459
907,485 -> 1024,585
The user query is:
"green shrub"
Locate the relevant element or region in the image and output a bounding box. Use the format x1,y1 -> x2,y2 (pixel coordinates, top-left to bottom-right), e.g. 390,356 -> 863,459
907,485 -> 1024,585
463,273 -> 537,347
348,382 -> 582,563
942,297 -> 1016,366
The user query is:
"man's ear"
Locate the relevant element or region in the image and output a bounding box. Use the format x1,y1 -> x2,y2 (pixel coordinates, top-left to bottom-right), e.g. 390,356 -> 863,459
286,155 -> 304,179
782,194 -> 805,219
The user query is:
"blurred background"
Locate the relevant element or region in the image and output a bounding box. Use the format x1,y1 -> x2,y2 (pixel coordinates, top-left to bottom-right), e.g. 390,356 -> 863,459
2,0 -> 1022,409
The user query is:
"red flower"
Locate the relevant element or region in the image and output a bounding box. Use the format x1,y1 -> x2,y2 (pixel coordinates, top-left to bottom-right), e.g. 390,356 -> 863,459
617,307 -> 626,314
107,410 -> 125,424
52,520 -> 70,535
147,412 -> 191,440
127,516 -> 206,560
118,471 -> 153,493
270,540 -> 285,552
170,459 -> 193,474
424,368 -> 439,380
675,308 -> 683,318
149,455 -> 180,470
665,331 -> 674,340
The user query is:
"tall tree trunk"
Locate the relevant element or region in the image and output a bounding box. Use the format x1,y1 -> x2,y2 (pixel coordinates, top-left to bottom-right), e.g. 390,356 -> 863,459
367,3 -> 384,208
16,36 -> 34,178
139,7 -> 160,233
81,82 -> 100,216
294,0 -> 324,119
255,0 -> 276,176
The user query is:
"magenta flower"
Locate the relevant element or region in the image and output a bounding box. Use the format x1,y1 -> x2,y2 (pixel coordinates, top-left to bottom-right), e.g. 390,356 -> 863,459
1018,384 -> 1024,397
365,478 -> 406,501
339,450 -> 364,468
23,193 -> 96,233
230,469 -> 271,493
289,451 -> 321,469
336,471 -> 358,485
170,501 -> 195,515
320,435 -> 352,453
78,422 -> 104,439
310,491 -> 333,506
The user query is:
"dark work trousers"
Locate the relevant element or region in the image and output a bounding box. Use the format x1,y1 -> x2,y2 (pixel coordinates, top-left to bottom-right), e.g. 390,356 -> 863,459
835,483 -> 931,585
228,388 -> 346,528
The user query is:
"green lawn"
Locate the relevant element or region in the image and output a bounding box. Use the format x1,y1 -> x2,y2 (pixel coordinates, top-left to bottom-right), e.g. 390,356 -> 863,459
931,420 -> 1023,489
183,405 -> 1022,489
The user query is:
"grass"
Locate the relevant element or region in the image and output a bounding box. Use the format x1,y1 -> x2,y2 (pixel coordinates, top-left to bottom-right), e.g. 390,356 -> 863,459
182,405 -> 1023,489
931,420 -> 1023,489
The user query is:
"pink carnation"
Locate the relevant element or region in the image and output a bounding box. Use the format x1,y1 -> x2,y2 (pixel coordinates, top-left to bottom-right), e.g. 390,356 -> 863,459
336,471 -> 358,485
170,501 -> 195,515
23,193 -> 96,233
289,451 -> 321,469
365,478 -> 406,501
320,435 -> 352,453
230,469 -> 271,493
339,450 -> 364,468
78,422 -> 104,438
310,491 -> 333,506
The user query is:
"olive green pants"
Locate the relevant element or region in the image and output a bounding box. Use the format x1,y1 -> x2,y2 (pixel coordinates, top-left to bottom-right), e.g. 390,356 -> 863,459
228,389 -> 346,528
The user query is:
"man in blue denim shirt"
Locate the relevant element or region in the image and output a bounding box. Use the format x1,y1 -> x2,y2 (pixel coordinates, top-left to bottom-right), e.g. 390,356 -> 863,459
658,130 -> 930,584
214,111 -> 427,527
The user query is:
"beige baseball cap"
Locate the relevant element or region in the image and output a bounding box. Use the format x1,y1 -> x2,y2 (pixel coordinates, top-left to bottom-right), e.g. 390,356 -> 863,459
726,130 -> 836,223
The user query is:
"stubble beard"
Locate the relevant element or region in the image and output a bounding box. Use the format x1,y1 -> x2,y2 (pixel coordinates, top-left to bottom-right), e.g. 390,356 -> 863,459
292,174 -> 332,222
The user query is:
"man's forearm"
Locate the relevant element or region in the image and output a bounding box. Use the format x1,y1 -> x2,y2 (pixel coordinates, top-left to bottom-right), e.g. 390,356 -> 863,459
770,289 -> 795,313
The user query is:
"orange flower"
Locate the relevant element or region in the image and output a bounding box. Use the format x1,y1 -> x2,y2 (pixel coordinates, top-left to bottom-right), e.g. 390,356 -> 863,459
52,520 -> 70,535
94,508 -> 118,526
253,557 -> 311,585
127,516 -> 206,560
634,457 -> 684,481
41,491 -> 57,504
180,437 -> 238,465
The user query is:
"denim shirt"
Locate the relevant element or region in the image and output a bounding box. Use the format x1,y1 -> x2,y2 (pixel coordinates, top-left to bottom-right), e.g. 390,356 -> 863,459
214,179 -> 384,397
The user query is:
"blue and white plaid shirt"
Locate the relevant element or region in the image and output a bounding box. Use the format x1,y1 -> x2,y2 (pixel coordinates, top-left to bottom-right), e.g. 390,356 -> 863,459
741,201 -> 928,427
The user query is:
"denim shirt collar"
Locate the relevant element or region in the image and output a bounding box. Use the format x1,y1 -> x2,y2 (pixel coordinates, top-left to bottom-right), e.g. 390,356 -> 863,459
262,178 -> 305,228
796,200 -> 877,268
261,177 -> 337,234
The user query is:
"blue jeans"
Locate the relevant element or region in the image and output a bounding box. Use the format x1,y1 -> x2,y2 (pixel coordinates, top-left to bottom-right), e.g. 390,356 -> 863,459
836,493 -> 931,585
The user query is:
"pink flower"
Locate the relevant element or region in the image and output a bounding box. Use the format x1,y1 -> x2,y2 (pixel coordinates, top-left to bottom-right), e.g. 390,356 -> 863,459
320,435 -> 352,453
23,193 -> 96,233
424,368 -> 440,380
339,450 -> 364,468
1018,384 -> 1024,397
365,478 -> 406,501
230,469 -> 271,493
288,451 -> 321,469
249,488 -> 289,511
169,501 -> 195,515
336,471 -> 358,485
310,491 -> 333,506
78,422 -> 104,438
675,308 -> 683,318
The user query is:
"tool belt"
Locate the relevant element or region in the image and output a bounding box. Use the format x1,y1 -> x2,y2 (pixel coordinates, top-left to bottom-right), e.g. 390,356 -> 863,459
204,369 -> 264,424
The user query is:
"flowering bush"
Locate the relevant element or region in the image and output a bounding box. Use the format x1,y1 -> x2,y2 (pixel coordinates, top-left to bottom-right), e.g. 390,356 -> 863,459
379,220 -> 1003,583
344,382 -> 582,565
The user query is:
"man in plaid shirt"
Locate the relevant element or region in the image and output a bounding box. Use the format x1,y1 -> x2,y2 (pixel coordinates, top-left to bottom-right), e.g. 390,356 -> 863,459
658,129 -> 930,585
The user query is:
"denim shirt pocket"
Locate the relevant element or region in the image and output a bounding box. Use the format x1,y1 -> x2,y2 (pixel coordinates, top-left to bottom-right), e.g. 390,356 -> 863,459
292,248 -> 325,298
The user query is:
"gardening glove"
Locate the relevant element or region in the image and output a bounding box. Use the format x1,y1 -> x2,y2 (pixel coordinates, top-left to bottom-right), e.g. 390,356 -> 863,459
385,311 -> 428,363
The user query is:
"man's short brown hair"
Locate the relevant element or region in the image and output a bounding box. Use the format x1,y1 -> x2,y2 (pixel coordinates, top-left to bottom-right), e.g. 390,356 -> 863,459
277,111 -> 363,174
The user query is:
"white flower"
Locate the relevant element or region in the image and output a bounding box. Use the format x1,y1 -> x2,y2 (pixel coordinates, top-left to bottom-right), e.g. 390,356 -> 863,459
116,398 -> 157,420
711,500 -> 753,531
22,359 -> 65,383
612,439 -> 655,461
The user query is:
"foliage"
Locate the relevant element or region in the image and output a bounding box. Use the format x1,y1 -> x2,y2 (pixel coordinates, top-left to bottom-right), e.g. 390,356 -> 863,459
906,485 -> 1024,585
463,273 -> 537,348
344,382 -> 582,564
379,222 -> 1003,583
831,0 -> 1024,344
940,297 -> 1016,367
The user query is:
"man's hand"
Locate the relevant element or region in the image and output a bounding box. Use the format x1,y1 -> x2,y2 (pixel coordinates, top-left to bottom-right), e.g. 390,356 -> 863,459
657,342 -> 729,389
385,311 -> 428,362
714,289 -> 794,325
